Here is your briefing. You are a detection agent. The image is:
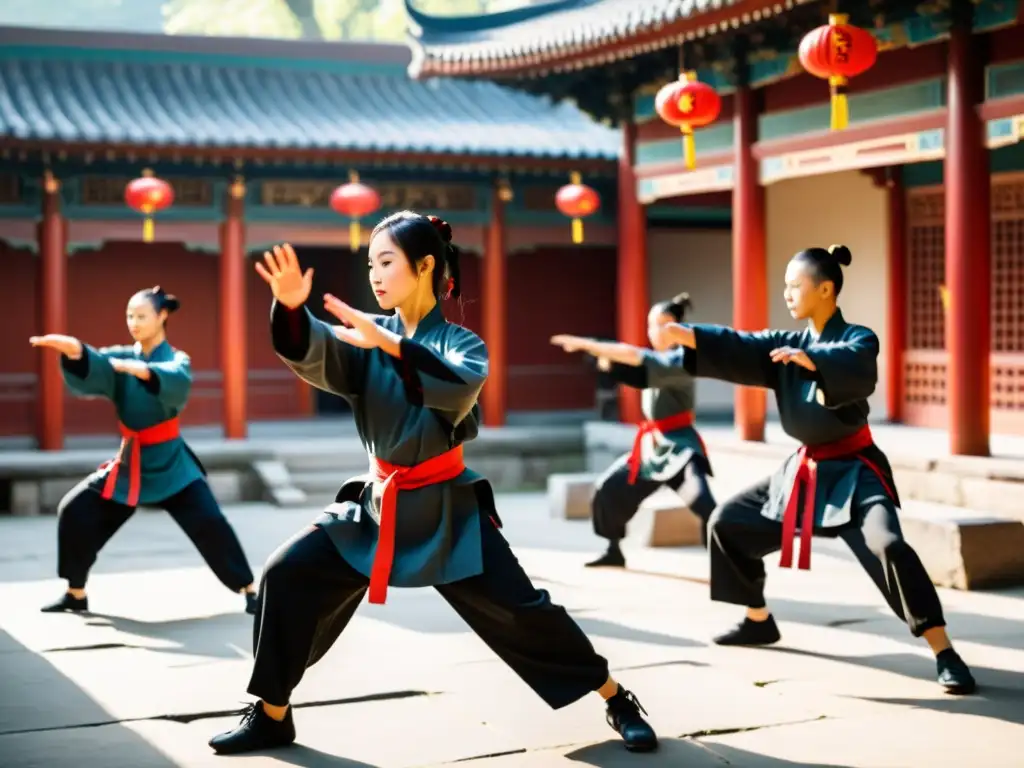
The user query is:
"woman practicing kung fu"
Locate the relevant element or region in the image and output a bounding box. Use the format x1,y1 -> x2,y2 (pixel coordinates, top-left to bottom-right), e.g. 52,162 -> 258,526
549,245 -> 976,695
209,213 -> 658,756
30,286 -> 259,616
568,293 -> 715,568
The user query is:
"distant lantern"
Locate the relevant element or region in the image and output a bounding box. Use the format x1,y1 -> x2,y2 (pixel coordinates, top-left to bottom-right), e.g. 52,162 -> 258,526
555,172 -> 600,244
330,171 -> 382,252
798,14 -> 878,131
654,71 -> 721,171
124,170 -> 174,243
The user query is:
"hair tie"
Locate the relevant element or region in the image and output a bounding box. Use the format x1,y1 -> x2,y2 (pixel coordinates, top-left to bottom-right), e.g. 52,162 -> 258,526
427,215 -> 453,243
444,276 -> 455,299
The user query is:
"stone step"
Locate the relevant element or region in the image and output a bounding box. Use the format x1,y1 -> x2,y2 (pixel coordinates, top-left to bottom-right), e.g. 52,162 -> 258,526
546,473 -> 704,547
584,421 -> 1024,519
897,498 -> 1024,590
547,465 -> 1024,590
290,470 -> 348,494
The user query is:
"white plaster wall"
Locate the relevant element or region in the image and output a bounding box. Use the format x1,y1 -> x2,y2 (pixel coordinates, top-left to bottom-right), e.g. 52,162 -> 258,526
766,170 -> 890,419
647,169 -> 890,421
647,227 -> 736,416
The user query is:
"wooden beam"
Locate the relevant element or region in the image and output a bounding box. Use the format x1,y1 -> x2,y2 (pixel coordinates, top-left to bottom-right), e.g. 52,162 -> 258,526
752,109 -> 947,160
0,138 -> 617,176
977,93 -> 1024,122
634,150 -> 734,179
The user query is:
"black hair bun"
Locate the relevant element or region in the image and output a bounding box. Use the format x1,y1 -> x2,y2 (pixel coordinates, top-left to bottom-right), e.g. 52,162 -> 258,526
670,291 -> 692,310
828,244 -> 852,267
163,293 -> 181,313
427,215 -> 453,244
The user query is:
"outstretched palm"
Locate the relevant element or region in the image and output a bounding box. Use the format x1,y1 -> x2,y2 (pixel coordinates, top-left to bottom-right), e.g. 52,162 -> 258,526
323,294 -> 383,349
29,334 -> 82,358
254,243 -> 313,309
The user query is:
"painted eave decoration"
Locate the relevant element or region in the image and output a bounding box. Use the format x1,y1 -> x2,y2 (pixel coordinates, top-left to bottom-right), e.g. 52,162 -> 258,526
0,28 -> 619,162
406,0 -> 817,80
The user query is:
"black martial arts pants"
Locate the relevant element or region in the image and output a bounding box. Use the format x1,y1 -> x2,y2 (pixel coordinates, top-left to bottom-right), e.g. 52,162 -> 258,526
56,477 -> 255,592
247,516 -> 611,710
707,477 -> 946,637
592,453 -> 716,546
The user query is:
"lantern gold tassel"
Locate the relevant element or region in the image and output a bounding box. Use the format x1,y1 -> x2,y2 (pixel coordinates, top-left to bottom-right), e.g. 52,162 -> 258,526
141,204 -> 155,243
349,220 -> 360,252
571,218 -> 583,244
681,125 -> 696,170
829,75 -> 849,131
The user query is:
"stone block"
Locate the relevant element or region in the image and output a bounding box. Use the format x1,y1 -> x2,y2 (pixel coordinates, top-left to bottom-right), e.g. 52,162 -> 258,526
205,471 -> 242,504
547,472 -> 597,520
626,489 -> 704,548
267,485 -> 308,507
10,481 -> 41,516
900,503 -> 1024,590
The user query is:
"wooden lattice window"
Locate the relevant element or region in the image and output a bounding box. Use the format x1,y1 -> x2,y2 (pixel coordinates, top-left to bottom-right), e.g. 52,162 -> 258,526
906,187 -> 945,350
992,175 -> 1024,353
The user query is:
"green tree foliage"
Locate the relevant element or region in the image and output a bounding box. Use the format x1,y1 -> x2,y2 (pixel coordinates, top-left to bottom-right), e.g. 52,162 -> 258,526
163,0 -> 532,41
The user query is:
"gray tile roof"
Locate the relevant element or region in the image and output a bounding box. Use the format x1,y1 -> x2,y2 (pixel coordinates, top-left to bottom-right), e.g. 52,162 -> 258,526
0,29 -> 619,160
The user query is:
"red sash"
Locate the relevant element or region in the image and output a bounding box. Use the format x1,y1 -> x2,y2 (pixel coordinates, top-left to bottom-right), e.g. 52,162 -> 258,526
779,425 -> 894,571
626,410 -> 705,485
368,445 -> 467,605
100,417 -> 181,508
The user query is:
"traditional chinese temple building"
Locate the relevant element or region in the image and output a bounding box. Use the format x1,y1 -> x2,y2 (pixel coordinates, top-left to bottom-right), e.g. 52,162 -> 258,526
407,0 -> 1024,455
0,25 -> 625,448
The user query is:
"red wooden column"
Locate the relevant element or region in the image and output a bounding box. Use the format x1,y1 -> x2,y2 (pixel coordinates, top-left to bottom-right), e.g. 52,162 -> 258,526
885,166 -> 907,423
37,170 -> 67,450
219,177 -> 248,439
733,83 -> 768,441
616,121 -> 648,425
945,3 -> 990,456
481,179 -> 508,426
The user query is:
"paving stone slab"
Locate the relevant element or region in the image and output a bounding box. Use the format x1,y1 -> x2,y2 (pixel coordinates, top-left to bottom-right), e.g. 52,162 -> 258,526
701,708 -> 1024,768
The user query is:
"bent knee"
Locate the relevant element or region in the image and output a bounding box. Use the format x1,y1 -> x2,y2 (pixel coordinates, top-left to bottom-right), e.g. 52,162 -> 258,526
708,503 -> 754,532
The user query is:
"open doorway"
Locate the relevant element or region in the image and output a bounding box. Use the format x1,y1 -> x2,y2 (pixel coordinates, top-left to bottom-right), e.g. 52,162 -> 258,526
290,244 -> 381,415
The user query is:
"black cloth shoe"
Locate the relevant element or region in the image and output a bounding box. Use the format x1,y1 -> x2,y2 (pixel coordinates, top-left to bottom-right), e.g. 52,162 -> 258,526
713,615 -> 782,647
585,543 -> 626,568
245,592 -> 259,616
937,648 -> 977,695
209,702 -> 296,755
605,686 -> 658,753
41,593 -> 89,613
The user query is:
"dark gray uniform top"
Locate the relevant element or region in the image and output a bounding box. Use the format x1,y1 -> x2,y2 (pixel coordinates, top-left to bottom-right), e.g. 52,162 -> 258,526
608,359 -> 711,483
272,300 -> 499,588
640,309 -> 898,528
60,340 -> 205,506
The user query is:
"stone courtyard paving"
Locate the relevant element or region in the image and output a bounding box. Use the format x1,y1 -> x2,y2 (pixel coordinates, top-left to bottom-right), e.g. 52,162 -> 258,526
1,493 -> 1023,767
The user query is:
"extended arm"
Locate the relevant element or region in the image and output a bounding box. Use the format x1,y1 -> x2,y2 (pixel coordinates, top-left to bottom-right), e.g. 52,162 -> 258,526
61,345 -> 128,399
657,324 -> 799,390
270,300 -> 365,398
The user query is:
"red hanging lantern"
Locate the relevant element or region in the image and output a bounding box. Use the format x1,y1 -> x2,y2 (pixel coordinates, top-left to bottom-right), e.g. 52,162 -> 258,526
555,172 -> 600,244
124,170 -> 174,243
654,71 -> 721,170
798,14 -> 878,131
330,171 -> 382,252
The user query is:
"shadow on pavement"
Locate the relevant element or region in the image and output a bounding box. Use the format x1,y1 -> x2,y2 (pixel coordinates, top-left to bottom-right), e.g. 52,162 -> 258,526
565,737 -> 852,767
0,628 -> 180,767
74,610 -> 254,661
762,646 -> 1024,727
247,744 -> 381,767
